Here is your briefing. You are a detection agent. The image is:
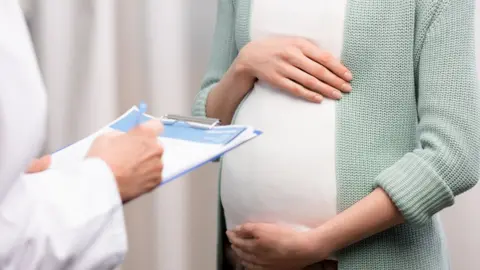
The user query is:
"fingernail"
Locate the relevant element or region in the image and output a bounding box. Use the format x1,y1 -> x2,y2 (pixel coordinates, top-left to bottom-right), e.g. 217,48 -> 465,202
344,71 -> 353,81
143,120 -> 164,133
342,83 -> 352,92
314,95 -> 323,103
332,90 -> 343,99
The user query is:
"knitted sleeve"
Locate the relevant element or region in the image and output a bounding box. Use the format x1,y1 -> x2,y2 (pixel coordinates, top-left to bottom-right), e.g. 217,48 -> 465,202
375,0 -> 480,226
192,0 -> 238,117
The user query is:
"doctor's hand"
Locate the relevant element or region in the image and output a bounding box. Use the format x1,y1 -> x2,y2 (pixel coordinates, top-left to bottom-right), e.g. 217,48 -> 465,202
26,155 -> 52,173
87,120 -> 164,203
236,36 -> 353,102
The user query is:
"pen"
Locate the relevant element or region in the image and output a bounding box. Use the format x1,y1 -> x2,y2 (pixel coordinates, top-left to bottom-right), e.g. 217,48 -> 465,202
136,102 -> 147,127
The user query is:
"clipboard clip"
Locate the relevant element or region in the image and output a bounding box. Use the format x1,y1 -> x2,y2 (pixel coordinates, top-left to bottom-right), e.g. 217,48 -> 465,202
161,114 -> 221,130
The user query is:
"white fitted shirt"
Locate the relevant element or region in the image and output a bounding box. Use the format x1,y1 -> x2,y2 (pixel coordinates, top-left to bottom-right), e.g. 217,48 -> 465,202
221,0 -> 347,232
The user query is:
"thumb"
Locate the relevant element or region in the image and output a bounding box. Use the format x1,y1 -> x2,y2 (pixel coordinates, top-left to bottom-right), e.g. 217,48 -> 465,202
128,119 -> 164,137
26,155 -> 52,173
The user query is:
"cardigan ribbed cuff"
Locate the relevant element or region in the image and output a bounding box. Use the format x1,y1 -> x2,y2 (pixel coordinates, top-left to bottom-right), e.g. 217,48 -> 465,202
192,84 -> 215,117
374,153 -> 455,226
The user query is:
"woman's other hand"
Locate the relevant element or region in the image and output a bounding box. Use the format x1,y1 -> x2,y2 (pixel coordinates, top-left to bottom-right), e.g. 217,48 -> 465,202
226,223 -> 329,270
87,120 -> 165,203
236,36 -> 352,102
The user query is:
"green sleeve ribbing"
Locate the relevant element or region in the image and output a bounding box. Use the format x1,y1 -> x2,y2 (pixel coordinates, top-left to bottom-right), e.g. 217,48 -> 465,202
192,0 -> 238,117
375,0 -> 480,225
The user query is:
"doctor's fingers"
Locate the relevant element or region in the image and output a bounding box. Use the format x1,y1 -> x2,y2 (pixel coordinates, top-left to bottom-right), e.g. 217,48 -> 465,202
129,119 -> 164,138
138,156 -> 164,188
26,155 -> 51,173
137,136 -> 164,161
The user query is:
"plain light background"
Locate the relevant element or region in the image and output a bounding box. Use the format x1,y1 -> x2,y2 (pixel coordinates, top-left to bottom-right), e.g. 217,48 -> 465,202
20,0 -> 480,269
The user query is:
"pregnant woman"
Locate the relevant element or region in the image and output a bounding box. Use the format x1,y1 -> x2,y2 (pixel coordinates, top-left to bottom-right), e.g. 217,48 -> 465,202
192,0 -> 479,269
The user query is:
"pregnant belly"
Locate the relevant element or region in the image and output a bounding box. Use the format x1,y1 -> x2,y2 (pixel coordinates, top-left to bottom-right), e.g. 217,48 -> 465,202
221,81 -> 337,231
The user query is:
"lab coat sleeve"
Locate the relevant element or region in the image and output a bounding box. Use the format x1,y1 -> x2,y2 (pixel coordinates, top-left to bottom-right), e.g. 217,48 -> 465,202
0,158 -> 127,270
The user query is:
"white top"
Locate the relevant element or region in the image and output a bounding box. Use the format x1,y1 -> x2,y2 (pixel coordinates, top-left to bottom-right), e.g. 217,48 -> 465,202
0,1 -> 127,269
221,0 -> 347,231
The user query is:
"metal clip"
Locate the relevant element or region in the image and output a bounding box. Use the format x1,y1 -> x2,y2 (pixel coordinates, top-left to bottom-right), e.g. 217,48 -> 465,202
161,114 -> 221,130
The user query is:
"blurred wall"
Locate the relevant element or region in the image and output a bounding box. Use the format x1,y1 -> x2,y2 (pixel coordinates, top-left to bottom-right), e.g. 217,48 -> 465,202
123,0 -> 220,269
24,0 -> 480,269
441,3 -> 480,269
26,0 -> 220,269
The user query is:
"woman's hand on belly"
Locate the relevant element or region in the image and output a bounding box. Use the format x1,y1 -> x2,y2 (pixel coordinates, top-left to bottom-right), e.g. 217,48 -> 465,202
226,223 -> 327,270
237,36 -> 353,103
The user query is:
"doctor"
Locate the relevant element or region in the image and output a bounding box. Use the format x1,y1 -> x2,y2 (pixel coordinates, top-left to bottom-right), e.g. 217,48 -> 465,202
0,1 -> 164,269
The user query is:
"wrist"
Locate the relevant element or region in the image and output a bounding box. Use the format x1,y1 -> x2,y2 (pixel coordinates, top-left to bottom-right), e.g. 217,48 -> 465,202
230,57 -> 256,87
231,56 -> 252,77
306,226 -> 336,261
218,58 -> 256,104
235,45 -> 253,73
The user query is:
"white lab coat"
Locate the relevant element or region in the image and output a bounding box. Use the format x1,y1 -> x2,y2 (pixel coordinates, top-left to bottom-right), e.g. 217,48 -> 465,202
0,1 -> 127,269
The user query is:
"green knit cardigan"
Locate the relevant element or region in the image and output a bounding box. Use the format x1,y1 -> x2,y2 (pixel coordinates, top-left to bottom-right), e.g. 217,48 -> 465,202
192,0 -> 480,269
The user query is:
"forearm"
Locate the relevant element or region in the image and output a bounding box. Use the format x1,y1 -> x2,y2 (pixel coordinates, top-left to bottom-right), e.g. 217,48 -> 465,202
309,188 -> 404,258
205,60 -> 255,124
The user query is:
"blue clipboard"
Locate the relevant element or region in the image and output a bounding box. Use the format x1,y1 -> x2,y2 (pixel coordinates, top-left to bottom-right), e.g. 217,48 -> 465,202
53,104 -> 262,186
